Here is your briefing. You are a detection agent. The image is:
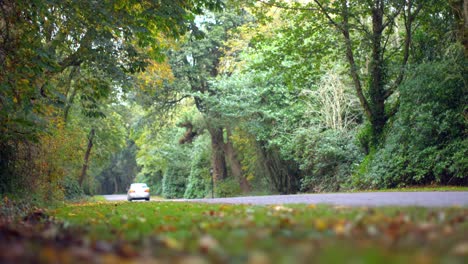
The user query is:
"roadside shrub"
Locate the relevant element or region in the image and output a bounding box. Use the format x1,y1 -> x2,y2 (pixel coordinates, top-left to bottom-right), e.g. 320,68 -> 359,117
62,176 -> 85,200
215,177 -> 242,197
0,197 -> 38,220
184,135 -> 211,199
295,128 -> 363,192
139,126 -> 192,199
162,165 -> 189,199
364,47 -> 467,187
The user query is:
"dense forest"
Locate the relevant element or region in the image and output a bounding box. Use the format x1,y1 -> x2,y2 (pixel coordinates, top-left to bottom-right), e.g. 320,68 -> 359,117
0,0 -> 466,201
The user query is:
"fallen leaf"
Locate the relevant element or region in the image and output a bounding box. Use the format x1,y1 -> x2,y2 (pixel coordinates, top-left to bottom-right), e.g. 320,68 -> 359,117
451,242 -> 468,256
314,219 -> 328,231
442,225 -> 453,235
116,243 -> 138,258
199,235 -> 219,253
272,205 -> 293,213
417,222 -> 435,232
366,225 -> 379,236
333,220 -> 350,236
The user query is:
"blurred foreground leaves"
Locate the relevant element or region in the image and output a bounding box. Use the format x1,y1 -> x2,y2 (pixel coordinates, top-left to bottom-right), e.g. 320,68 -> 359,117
1,201 -> 467,263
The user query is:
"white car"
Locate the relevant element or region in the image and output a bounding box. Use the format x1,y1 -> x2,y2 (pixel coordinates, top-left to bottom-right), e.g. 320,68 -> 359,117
127,183 -> 150,201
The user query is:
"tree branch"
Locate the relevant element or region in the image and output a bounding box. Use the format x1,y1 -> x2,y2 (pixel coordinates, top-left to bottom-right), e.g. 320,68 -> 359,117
160,94 -> 191,107
385,0 -> 422,100
338,0 -> 372,119
313,0 -> 344,32
382,3 -> 404,30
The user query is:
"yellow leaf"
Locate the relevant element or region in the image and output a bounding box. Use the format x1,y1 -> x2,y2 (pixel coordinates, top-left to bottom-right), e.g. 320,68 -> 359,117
314,219 -> 328,231
162,237 -> 182,250
272,205 -> 292,212
333,221 -> 348,236
19,79 -> 29,85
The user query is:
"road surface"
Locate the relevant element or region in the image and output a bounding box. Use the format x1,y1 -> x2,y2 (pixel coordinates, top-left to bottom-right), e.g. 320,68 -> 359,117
103,192 -> 468,207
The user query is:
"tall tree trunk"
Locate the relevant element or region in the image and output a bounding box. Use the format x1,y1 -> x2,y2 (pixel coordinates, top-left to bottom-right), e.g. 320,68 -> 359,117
450,0 -> 468,56
369,1 -> 387,136
224,129 -> 251,193
465,0 -> 468,56
208,126 -> 227,181
0,0 -> 15,70
79,128 -> 95,187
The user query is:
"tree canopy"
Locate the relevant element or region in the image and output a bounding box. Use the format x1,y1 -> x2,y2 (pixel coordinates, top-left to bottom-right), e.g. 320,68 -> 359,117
0,0 -> 466,200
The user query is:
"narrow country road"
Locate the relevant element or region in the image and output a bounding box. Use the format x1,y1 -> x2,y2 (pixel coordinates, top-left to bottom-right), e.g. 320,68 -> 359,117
103,192 -> 468,207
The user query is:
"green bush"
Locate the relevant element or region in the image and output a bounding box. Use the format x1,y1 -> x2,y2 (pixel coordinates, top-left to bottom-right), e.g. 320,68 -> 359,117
137,126 -> 192,199
162,165 -> 189,199
294,129 -> 363,192
184,135 -> 212,199
215,177 -> 242,197
364,47 -> 467,187
62,176 -> 85,200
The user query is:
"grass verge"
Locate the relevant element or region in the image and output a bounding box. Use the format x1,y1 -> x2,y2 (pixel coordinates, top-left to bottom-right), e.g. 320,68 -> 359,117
43,201 -> 468,263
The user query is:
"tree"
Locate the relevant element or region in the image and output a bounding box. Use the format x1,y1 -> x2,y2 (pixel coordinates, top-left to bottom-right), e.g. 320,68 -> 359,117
0,0 -> 223,197
154,9 -> 252,188
251,0 -> 423,145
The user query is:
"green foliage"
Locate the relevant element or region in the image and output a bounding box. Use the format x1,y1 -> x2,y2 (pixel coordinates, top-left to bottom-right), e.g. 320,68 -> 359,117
160,128 -> 192,198
362,47 -> 467,187
295,129 -> 363,192
162,165 -> 189,199
207,72 -> 306,193
1,0 -> 465,200
351,149 -> 376,189
134,105 -> 206,198
356,123 -> 374,155
62,176 -> 85,200
97,140 -> 139,194
0,0 -> 223,201
135,170 -> 164,196
249,4 -> 339,89
184,134 -> 212,199
215,177 -> 242,197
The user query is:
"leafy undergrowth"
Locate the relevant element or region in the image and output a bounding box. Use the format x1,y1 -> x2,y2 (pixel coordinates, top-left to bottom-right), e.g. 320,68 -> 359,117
1,200 -> 468,263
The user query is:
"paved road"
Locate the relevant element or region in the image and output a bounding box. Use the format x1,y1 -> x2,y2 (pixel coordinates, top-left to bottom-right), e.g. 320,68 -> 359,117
103,194 -> 128,201
103,192 -> 468,207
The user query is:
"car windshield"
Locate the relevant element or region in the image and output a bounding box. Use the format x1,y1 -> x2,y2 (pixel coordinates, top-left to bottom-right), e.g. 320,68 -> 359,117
130,183 -> 147,189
